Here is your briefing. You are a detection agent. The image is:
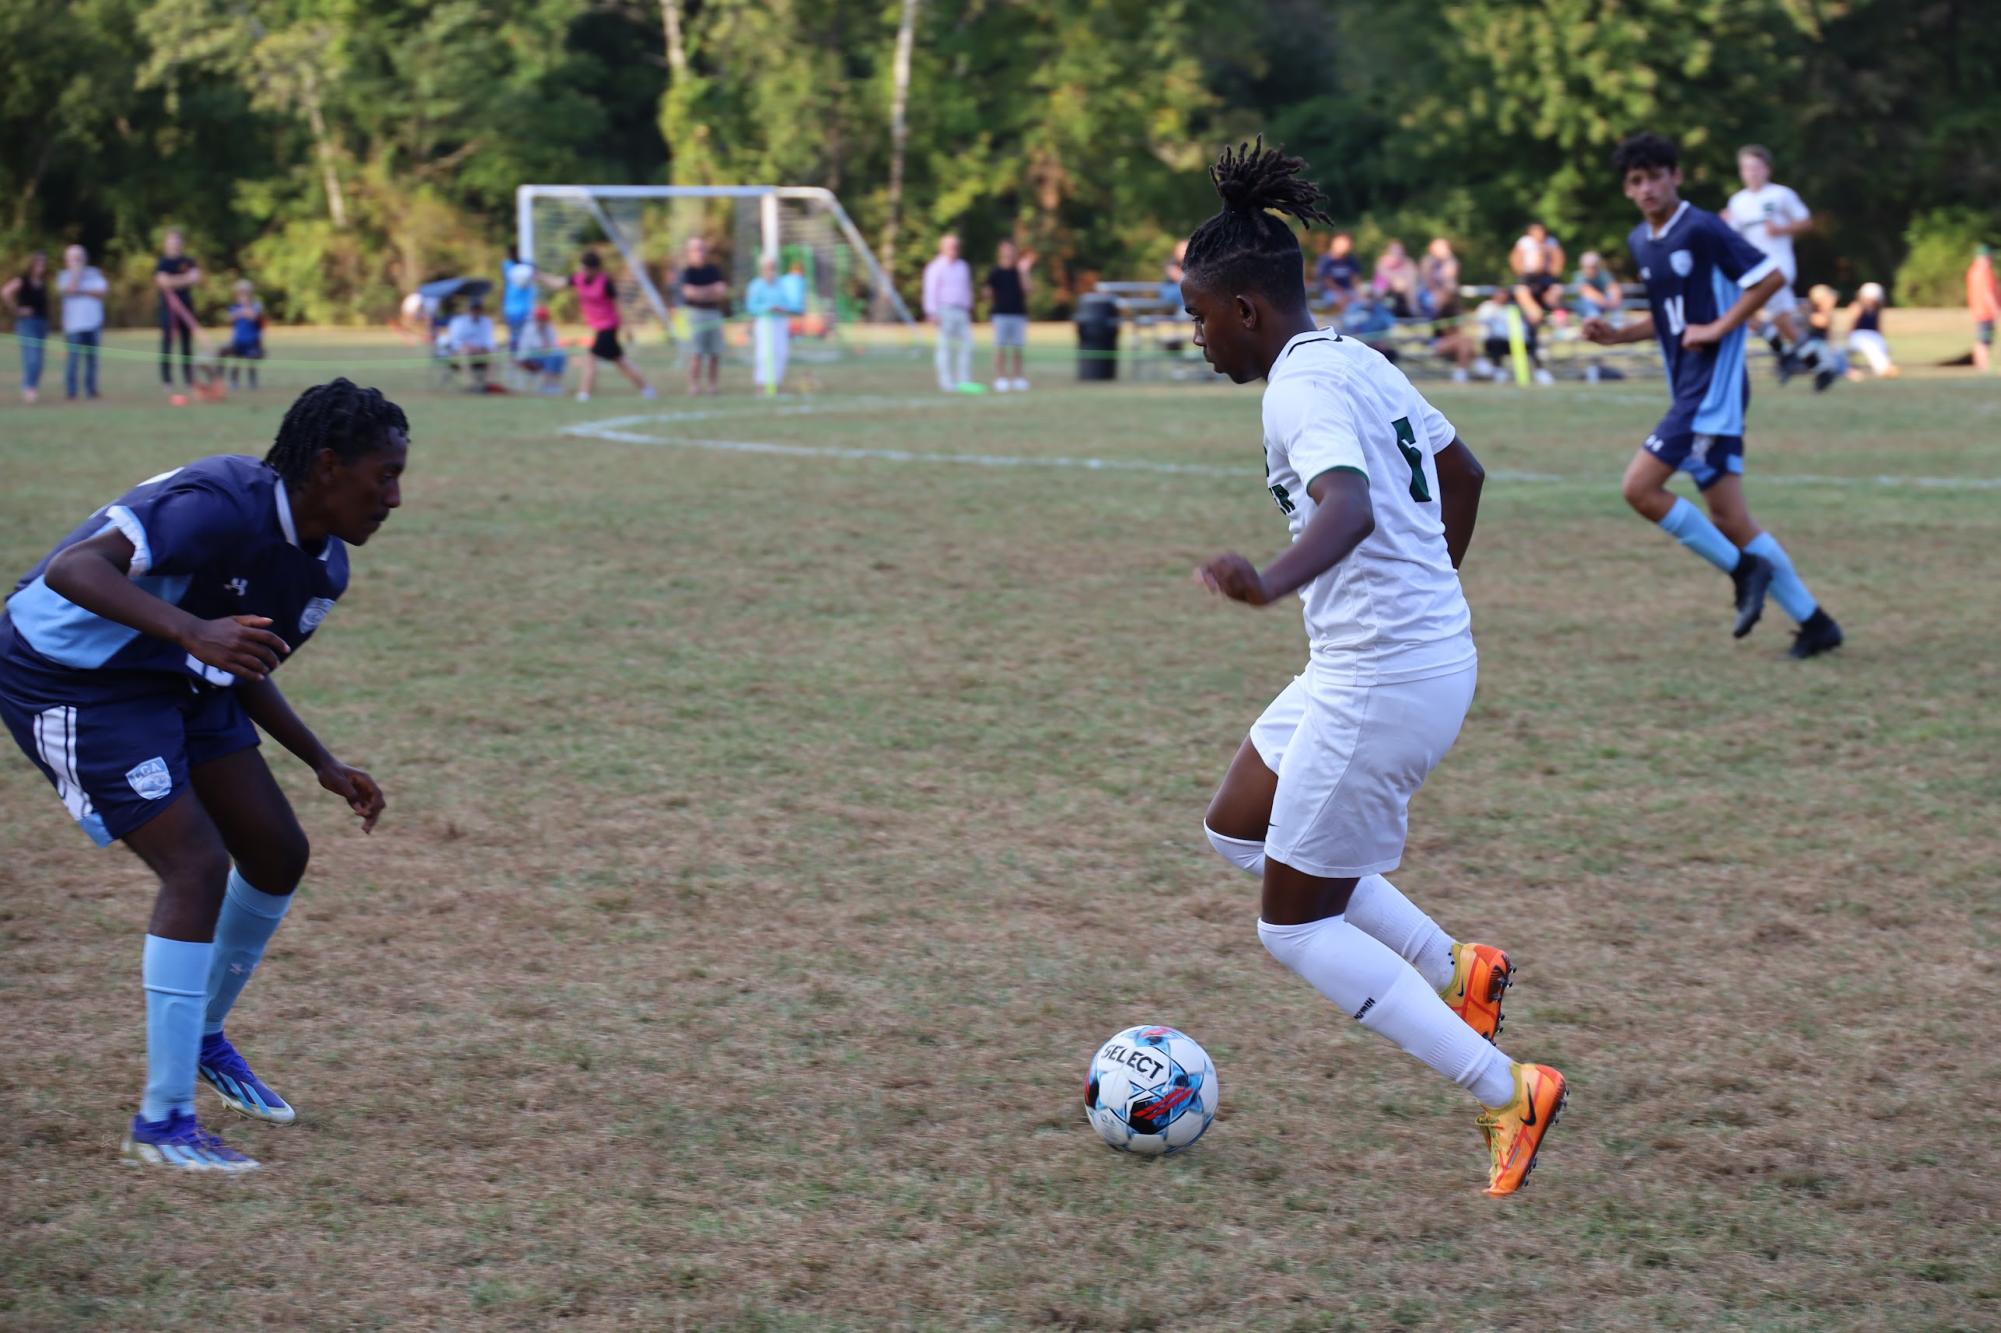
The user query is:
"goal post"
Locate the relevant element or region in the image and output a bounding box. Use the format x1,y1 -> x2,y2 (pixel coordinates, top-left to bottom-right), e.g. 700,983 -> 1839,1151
515,184 -> 916,352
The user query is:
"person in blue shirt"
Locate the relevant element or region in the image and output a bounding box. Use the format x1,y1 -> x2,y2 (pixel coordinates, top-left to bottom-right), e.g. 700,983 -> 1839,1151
1583,132 -> 1842,658
0,379 -> 409,1171
744,253 -> 800,396
221,278 -> 266,391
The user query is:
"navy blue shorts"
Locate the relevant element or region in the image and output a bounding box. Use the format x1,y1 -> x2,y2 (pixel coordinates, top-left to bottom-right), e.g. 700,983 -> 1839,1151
0,663 -> 258,847
1643,430 -> 1745,491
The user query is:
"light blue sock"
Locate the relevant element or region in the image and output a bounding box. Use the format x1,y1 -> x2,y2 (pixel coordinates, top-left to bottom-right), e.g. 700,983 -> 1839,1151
1657,496 -> 1741,573
1742,531 -> 1819,623
204,869 -> 295,1036
142,935 -> 213,1121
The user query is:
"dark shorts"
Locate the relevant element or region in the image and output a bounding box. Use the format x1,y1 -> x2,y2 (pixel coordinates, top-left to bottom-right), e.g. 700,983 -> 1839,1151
1642,430 -> 1745,491
591,327 -> 623,362
224,339 -> 265,359
0,657 -> 257,847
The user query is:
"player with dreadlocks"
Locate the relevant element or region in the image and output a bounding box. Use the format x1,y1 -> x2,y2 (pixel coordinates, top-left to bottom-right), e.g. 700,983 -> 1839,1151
1185,139 -> 1566,1196
0,378 -> 408,1171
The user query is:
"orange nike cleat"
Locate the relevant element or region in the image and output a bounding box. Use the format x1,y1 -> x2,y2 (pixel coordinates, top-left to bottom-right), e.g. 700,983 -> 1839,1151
1440,941 -> 1513,1042
1477,1062 -> 1568,1197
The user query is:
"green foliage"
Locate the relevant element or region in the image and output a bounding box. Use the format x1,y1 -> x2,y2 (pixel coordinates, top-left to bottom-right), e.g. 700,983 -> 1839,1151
2,0 -> 1998,321
1894,208 -> 2001,308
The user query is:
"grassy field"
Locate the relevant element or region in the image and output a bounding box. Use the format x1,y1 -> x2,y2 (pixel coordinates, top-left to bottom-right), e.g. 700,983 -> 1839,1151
2,328 -> 1998,1330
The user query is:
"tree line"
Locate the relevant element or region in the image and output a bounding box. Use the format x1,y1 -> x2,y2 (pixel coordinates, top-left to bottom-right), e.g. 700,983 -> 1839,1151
3,0 -> 1996,325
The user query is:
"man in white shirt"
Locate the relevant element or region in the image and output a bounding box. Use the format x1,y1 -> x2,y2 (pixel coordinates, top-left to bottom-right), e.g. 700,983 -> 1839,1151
444,297 -> 496,388
58,244 -> 109,400
1725,145 -> 1814,379
921,233 -> 974,392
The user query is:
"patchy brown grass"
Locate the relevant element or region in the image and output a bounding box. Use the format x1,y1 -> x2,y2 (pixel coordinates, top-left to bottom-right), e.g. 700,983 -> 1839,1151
2,339 -> 1998,1329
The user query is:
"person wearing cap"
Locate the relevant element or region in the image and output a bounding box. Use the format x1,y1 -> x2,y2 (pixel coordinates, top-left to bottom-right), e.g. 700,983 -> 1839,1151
444,296 -> 497,389
1969,243 -> 2001,374
513,304 -> 569,395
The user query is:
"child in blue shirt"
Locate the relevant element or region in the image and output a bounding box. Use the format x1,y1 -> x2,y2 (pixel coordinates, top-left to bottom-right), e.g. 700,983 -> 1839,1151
223,279 -> 265,390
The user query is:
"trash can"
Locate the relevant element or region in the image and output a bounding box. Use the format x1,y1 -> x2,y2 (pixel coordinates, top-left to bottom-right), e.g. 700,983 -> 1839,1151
1075,293 -> 1119,381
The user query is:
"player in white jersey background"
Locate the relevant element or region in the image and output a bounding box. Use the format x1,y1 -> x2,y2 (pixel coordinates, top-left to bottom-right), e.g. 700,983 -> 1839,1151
1177,139 -> 1566,1197
1725,145 -> 1818,382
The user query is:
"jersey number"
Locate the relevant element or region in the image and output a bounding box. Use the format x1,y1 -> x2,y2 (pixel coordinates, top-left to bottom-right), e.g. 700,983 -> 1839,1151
1661,295 -> 1686,336
1392,417 -> 1432,503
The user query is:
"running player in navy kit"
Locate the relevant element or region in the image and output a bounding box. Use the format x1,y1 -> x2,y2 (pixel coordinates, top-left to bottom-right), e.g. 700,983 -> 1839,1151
0,379 -> 409,1171
1583,132 -> 1843,658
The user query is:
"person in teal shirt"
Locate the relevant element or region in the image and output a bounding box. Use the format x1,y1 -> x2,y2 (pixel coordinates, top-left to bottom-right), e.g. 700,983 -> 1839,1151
745,254 -> 802,395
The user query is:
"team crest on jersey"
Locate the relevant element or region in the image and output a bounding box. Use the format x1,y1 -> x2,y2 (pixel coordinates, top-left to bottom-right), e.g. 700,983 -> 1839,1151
300,597 -> 335,633
1640,266 -> 1651,280
1670,250 -> 1693,277
126,757 -> 173,801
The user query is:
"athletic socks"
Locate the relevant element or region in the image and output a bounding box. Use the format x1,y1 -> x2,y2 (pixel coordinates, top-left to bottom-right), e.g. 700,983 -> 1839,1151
1343,875 -> 1457,992
204,869 -> 295,1035
1259,915 -> 1517,1109
1205,833 -> 1461,992
1658,496 -> 1741,574
1203,824 -> 1265,875
141,935 -> 213,1121
1741,531 -> 1819,623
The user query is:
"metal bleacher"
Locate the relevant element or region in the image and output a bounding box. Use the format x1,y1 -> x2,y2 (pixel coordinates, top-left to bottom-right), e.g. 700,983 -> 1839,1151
1090,279 -> 1665,383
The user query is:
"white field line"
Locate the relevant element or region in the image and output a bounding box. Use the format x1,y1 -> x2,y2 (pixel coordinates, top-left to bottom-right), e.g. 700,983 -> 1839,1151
560,413 -> 2001,491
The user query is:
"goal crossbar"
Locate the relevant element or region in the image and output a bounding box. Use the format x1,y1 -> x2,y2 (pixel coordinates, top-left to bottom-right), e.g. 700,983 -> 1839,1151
516,184 -> 916,325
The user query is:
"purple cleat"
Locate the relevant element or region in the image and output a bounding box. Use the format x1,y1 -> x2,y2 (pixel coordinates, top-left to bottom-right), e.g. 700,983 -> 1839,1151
122,1110 -> 260,1172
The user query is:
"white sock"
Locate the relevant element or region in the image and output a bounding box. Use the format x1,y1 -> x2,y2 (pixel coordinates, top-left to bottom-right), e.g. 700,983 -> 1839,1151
1203,824 -> 1265,875
1344,874 -> 1456,992
1258,915 -> 1517,1108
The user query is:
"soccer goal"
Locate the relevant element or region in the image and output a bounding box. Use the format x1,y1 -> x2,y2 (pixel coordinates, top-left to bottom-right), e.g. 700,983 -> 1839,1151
515,184 -> 915,355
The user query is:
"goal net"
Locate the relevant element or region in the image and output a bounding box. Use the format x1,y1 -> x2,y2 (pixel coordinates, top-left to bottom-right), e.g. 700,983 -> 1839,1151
515,185 -> 915,359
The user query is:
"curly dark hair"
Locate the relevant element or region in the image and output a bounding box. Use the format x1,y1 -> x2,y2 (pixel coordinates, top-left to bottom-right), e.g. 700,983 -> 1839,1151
264,378 -> 409,486
1182,136 -> 1333,303
1612,132 -> 1680,178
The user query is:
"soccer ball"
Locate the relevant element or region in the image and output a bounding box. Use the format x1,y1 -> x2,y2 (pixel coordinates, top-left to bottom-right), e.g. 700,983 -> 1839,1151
1084,1025 -> 1219,1156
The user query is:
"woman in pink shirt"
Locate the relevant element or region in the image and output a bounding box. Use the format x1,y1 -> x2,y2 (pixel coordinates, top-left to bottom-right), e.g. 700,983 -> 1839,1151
568,251 -> 655,402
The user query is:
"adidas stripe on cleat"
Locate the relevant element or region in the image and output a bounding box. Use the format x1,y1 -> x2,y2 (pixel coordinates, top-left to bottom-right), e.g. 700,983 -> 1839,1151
1439,942 -> 1513,1043
122,1110 -> 260,1173
198,1031 -> 296,1125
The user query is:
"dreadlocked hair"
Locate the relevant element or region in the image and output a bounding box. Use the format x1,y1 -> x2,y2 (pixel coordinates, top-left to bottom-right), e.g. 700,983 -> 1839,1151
1183,137 -> 1333,302
264,378 -> 409,486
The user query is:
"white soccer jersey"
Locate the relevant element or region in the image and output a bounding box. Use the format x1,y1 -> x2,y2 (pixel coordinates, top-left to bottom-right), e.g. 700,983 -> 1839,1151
1260,329 -> 1475,684
1726,183 -> 1810,279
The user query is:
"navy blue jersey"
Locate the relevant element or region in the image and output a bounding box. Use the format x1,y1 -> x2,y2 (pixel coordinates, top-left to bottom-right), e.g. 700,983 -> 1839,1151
1626,201 -> 1778,439
2,455 -> 348,690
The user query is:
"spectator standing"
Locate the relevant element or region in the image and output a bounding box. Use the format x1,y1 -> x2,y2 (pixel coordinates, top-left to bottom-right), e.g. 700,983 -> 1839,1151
444,296 -> 496,389
1969,244 -> 2001,374
1370,239 -> 1418,317
57,244 -> 106,400
513,304 -> 568,394
502,253 -> 537,356
922,232 -> 974,392
154,229 -> 202,397
221,279 -> 266,390
986,239 -> 1032,392
569,249 -> 656,402
3,249 -> 51,404
1573,251 -> 1623,319
679,236 -> 728,397
744,254 -> 799,396
1314,232 -> 1361,310
1418,237 -> 1461,318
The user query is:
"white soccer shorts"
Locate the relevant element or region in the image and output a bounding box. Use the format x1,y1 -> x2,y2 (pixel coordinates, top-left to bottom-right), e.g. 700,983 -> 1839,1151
1764,283 -> 1800,317
1248,661 -> 1476,878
